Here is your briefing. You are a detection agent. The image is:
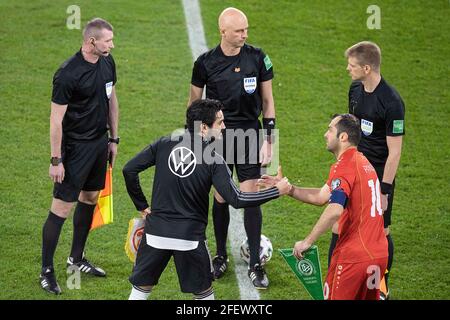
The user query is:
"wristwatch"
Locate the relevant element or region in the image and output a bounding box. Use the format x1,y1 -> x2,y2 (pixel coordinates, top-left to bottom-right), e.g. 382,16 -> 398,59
108,137 -> 120,144
50,157 -> 62,166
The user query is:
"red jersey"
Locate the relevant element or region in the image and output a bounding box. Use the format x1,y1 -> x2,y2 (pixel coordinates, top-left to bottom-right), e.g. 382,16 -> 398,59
327,148 -> 388,263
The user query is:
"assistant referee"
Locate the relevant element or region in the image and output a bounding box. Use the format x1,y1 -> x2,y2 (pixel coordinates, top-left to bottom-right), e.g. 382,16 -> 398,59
40,18 -> 119,295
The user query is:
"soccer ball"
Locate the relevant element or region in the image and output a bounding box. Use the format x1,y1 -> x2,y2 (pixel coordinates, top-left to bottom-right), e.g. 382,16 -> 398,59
239,234 -> 273,266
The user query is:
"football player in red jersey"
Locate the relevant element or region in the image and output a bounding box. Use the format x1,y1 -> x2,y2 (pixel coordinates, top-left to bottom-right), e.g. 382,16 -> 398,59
259,114 -> 388,300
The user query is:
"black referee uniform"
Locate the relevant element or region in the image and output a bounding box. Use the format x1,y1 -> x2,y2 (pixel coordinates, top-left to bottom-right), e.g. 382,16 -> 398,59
52,49 -> 117,201
348,76 -> 405,296
349,77 -> 405,228
40,49 -> 117,293
123,131 -> 279,294
191,43 -> 274,272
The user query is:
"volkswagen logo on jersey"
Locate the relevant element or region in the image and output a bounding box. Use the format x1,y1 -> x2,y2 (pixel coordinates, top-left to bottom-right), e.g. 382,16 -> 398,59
361,119 -> 373,136
243,77 -> 257,94
168,147 -> 197,178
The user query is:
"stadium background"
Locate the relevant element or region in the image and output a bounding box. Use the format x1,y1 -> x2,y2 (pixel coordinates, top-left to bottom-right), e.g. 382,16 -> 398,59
0,0 -> 448,299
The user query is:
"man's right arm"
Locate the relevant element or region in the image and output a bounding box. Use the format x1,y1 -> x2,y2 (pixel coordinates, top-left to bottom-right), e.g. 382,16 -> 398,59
49,102 -> 67,183
187,85 -> 204,108
258,172 -> 330,206
122,143 -> 158,211
212,162 -> 290,208
289,184 -> 330,206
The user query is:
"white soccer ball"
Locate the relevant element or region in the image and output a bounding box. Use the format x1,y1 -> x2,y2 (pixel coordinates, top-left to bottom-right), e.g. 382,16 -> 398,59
239,234 -> 273,266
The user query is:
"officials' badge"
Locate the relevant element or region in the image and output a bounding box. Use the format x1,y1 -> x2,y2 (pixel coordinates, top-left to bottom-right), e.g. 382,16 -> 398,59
105,81 -> 113,99
361,119 -> 373,136
243,77 -> 257,94
331,179 -> 341,190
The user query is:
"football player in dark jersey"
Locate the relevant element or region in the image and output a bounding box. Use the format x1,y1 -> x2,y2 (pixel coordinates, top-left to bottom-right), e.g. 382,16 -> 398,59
124,99 -> 290,300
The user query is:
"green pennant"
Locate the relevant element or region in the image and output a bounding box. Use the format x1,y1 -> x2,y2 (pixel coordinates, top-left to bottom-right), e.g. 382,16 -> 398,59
279,246 -> 324,300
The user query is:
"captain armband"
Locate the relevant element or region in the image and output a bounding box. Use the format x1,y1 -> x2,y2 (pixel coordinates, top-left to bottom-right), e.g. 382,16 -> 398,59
329,189 -> 348,208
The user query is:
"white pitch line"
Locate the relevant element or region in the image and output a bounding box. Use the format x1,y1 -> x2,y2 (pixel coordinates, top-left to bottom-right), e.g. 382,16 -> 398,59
181,0 -> 260,300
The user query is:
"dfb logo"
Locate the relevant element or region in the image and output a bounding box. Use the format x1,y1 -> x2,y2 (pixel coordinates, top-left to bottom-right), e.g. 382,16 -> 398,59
168,147 -> 197,178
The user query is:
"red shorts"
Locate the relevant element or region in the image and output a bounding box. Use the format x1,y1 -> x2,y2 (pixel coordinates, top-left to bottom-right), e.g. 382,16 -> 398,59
324,257 -> 387,300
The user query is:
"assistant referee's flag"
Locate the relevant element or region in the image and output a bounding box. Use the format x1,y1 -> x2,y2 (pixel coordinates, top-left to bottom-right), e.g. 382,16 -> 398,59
279,246 -> 324,300
90,165 -> 113,230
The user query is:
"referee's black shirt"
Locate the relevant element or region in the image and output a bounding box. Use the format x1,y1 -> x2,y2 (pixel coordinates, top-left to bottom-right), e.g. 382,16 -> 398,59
349,77 -> 405,167
123,132 -> 279,241
52,49 -> 117,141
191,44 -> 273,127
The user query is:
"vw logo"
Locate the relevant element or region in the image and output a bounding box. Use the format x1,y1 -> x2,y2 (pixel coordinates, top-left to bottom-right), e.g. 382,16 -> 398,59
168,147 -> 197,178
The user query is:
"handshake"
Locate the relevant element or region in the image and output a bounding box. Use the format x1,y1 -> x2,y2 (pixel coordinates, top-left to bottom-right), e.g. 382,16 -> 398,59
258,166 -> 294,197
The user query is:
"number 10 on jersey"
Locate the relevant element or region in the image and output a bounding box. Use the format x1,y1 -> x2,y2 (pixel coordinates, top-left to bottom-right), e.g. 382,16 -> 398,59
368,179 -> 382,217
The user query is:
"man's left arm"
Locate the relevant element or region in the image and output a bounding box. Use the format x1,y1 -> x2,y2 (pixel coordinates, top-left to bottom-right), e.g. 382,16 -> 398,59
108,86 -> 119,168
380,136 -> 403,209
260,80 -> 275,166
293,203 -> 344,259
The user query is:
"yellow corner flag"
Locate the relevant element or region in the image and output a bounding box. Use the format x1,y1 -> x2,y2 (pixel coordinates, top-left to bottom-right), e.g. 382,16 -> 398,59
90,165 -> 113,230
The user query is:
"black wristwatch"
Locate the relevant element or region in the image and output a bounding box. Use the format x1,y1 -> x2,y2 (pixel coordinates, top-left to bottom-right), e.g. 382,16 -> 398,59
50,157 -> 62,166
108,137 -> 120,145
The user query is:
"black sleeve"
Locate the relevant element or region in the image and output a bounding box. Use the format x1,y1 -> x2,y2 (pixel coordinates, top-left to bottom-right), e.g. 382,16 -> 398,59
385,97 -> 405,136
211,161 -> 279,208
191,55 -> 207,88
51,69 -> 74,105
259,49 -> 274,82
122,140 -> 159,211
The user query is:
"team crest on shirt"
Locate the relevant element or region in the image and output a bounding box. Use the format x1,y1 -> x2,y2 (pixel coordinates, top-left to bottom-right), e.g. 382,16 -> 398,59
168,147 -> 197,178
361,119 -> 373,136
243,77 -> 257,94
331,179 -> 341,190
105,81 -> 113,99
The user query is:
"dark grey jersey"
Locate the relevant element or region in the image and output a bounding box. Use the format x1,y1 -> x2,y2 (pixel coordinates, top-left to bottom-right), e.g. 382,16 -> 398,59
123,132 -> 279,241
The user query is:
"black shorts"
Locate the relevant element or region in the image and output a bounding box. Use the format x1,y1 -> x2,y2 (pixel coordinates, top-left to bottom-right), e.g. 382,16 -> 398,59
374,166 -> 396,228
53,134 -> 108,203
129,235 -> 214,294
222,120 -> 262,183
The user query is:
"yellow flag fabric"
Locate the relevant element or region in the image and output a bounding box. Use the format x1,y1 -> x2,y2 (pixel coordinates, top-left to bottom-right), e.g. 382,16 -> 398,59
125,218 -> 145,263
90,165 -> 113,230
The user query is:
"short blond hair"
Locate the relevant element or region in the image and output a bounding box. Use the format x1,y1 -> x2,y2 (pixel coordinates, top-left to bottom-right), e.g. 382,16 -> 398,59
83,18 -> 113,40
345,41 -> 381,72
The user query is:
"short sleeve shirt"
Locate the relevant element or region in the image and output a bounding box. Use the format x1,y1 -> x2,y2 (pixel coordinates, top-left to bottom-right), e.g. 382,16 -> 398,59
348,77 -> 405,167
327,148 -> 388,263
191,44 -> 273,126
52,50 -> 117,141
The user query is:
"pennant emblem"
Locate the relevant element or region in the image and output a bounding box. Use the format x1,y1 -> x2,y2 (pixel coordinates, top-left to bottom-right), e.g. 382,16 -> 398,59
279,246 -> 324,300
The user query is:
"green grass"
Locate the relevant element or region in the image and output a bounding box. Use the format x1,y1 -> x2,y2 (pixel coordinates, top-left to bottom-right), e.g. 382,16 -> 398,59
0,0 -> 449,300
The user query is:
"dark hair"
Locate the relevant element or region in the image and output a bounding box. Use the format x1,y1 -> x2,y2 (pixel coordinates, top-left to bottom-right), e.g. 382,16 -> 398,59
83,18 -> 113,40
332,113 -> 361,146
186,99 -> 223,132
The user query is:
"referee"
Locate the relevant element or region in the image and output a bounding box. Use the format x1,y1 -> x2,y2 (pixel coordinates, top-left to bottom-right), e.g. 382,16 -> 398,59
188,7 -> 276,289
123,99 -> 290,300
329,41 -> 405,300
40,18 -> 119,294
